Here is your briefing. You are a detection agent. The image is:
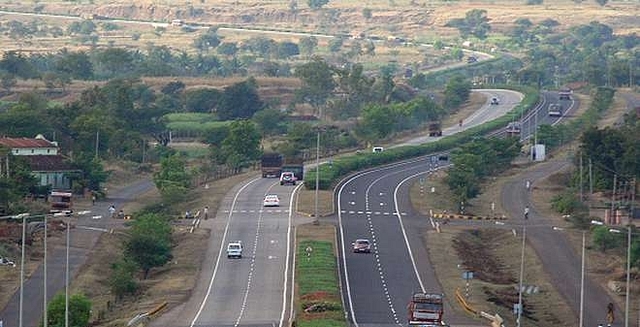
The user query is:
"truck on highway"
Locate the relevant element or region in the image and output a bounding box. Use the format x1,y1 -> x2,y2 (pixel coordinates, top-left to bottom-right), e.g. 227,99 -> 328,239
558,89 -> 572,100
548,103 -> 563,117
428,122 -> 442,137
261,153 -> 284,178
49,190 -> 73,214
407,292 -> 445,326
282,157 -> 304,181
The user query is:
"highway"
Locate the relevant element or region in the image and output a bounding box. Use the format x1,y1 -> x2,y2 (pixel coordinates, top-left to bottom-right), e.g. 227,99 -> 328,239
336,90 -> 522,327
335,89 -> 624,327
152,178 -> 301,327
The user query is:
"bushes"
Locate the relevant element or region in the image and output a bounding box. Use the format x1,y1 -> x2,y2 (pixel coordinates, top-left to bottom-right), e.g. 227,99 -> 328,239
304,86 -> 539,190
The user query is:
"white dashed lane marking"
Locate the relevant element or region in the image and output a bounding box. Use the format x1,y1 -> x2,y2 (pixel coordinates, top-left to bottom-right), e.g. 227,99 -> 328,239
340,210 -> 407,216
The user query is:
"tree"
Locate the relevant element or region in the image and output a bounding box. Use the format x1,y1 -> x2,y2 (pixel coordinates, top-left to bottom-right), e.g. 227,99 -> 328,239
294,57 -> 336,116
54,50 -> 93,79
124,213 -> 173,279
193,27 -> 221,52
445,9 -> 491,39
299,36 -> 318,58
154,154 -> 191,204
328,37 -> 344,53
221,120 -> 261,170
217,42 -> 239,57
217,78 -> 263,120
253,109 -> 288,136
307,0 -> 329,9
0,72 -> 17,93
358,104 -> 396,140
362,8 -> 372,20
67,20 -> 96,35
46,293 -> 91,327
109,259 -> 138,300
277,41 -> 300,59
184,88 -> 222,113
443,75 -> 471,109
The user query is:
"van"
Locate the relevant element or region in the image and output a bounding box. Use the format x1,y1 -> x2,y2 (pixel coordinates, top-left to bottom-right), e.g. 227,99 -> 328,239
372,146 -> 384,153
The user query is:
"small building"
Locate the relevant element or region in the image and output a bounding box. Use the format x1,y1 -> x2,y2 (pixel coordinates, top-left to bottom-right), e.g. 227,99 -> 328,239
0,135 -> 78,190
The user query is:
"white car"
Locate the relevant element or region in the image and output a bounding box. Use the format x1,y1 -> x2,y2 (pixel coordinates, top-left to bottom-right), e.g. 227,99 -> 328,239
263,194 -> 280,207
0,257 -> 16,267
227,241 -> 243,259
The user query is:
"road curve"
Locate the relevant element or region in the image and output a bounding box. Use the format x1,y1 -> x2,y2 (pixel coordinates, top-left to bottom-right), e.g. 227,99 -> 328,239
336,89 -> 522,327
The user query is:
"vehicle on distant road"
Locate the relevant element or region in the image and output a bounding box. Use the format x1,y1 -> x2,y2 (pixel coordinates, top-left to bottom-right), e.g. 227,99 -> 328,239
226,241 -> 243,259
506,122 -> 521,135
428,122 -> 442,137
352,239 -> 372,253
261,152 -> 284,178
559,89 -> 572,100
548,103 -> 563,117
280,171 -> 297,185
407,292 -> 445,326
372,146 -> 384,153
49,190 -> 73,214
490,97 -> 500,105
0,257 -> 16,267
263,194 -> 280,207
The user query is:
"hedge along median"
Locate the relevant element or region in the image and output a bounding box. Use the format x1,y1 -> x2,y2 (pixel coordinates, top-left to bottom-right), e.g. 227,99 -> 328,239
304,85 -> 539,190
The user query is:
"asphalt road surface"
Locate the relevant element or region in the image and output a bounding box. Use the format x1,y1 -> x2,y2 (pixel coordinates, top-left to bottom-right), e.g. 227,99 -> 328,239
0,179 -> 155,327
336,89 -> 522,327
151,178 -> 301,327
500,159 -> 622,327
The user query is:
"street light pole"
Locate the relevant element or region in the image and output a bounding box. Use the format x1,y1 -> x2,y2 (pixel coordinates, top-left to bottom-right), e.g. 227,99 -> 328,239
19,215 -> 26,327
625,226 -> 631,327
43,214 -> 48,327
579,230 -> 585,327
314,129 -> 320,225
65,220 -> 70,327
517,223 -> 526,327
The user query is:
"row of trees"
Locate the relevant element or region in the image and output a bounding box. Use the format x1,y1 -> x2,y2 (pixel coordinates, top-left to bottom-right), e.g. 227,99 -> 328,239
446,137 -> 522,202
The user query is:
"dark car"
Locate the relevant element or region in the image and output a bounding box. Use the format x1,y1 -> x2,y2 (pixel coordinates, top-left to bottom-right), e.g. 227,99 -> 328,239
352,239 -> 372,253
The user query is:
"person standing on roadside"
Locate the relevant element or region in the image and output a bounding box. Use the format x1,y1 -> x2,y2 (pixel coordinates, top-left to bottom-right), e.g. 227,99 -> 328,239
204,206 -> 209,220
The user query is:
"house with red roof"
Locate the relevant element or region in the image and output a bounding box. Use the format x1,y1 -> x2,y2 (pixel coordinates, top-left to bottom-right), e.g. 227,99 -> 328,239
0,134 -> 78,190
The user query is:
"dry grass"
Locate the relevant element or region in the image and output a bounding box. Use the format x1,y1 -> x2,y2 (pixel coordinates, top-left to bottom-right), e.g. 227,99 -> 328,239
295,189 -> 334,217
65,170 -> 258,325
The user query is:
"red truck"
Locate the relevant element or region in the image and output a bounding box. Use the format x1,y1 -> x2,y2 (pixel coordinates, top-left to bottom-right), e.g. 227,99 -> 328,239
407,292 -> 445,326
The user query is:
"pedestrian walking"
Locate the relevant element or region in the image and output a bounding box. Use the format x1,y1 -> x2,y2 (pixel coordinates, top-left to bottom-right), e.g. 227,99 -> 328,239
525,180 -> 531,190
91,193 -> 96,205
204,206 -> 209,220
108,204 -> 116,218
524,206 -> 530,219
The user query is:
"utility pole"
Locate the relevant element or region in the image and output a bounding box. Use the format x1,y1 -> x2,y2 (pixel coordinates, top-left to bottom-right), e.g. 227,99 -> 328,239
611,174 -> 617,220
580,155 -> 584,201
589,159 -> 593,196
94,130 -> 99,159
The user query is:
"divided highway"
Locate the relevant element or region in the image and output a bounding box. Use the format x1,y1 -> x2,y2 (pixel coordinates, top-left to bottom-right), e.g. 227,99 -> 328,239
336,89 -> 523,327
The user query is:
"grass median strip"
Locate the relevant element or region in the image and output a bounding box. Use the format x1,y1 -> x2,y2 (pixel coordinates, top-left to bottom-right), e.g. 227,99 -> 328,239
295,224 -> 346,327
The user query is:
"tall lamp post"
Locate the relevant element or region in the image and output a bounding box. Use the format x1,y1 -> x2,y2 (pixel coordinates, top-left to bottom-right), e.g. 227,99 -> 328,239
553,226 -> 586,327
313,128 -> 321,225
516,222 -> 526,327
